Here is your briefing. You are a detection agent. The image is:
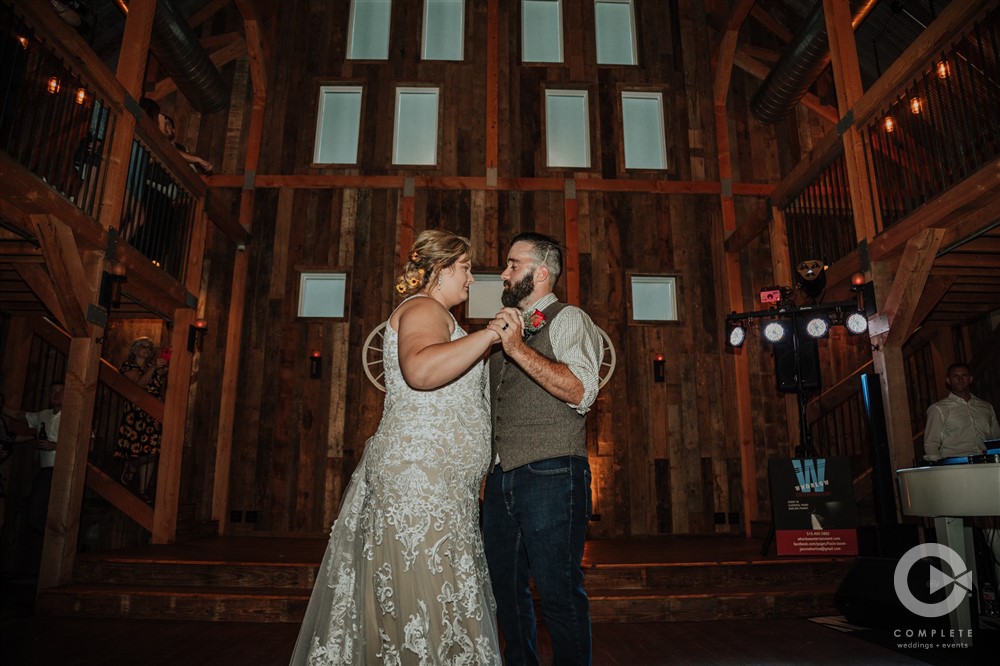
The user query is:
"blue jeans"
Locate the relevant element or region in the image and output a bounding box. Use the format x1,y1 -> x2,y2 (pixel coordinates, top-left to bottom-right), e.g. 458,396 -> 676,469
483,456 -> 592,666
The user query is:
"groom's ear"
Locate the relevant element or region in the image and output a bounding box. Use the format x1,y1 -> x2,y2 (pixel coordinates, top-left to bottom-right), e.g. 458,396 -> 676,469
534,265 -> 549,285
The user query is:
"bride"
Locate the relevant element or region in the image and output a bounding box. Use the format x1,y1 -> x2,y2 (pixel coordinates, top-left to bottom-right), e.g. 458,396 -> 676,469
291,230 -> 501,665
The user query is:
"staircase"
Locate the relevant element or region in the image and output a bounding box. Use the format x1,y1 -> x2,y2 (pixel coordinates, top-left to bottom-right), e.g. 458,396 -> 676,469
36,537 -> 853,623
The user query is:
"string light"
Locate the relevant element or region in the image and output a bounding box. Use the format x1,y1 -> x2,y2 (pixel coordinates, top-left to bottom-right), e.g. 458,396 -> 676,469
16,35 -> 29,49
75,88 -> 86,105
936,60 -> 950,79
884,116 -> 895,133
47,77 -> 60,94
910,97 -> 922,115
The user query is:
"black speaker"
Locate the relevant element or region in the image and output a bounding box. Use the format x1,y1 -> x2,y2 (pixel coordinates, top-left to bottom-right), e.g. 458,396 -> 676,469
834,556 -> 940,629
774,339 -> 821,393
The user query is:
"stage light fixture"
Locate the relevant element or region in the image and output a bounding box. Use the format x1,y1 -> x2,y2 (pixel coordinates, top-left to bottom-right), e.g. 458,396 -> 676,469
727,323 -> 747,348
845,311 -> 868,335
763,321 -> 788,343
795,259 -> 827,299
804,316 -> 830,339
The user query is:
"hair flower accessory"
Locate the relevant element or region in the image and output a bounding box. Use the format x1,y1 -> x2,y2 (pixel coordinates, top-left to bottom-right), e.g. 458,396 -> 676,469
523,309 -> 547,335
410,250 -> 421,262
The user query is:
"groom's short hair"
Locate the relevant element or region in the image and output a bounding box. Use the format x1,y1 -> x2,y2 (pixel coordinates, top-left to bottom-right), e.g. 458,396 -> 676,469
512,232 -> 562,286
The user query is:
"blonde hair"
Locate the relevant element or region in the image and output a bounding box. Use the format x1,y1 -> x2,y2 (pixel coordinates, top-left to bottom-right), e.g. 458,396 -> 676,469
395,230 -> 472,298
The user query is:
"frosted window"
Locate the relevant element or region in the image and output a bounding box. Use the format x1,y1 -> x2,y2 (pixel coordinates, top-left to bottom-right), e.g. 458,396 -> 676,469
314,87 -> 362,164
631,276 -> 677,321
545,90 -> 590,168
467,274 -> 504,319
595,0 -> 636,65
423,0 -> 465,60
393,88 -> 440,165
299,273 -> 347,318
348,0 -> 391,60
622,92 -> 666,170
522,0 -> 563,63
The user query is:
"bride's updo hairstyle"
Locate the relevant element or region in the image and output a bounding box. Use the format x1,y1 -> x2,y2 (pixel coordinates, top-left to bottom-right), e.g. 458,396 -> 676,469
395,229 -> 472,298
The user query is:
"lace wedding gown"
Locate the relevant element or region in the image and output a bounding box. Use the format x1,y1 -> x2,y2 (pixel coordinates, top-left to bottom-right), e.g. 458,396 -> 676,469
291,305 -> 500,665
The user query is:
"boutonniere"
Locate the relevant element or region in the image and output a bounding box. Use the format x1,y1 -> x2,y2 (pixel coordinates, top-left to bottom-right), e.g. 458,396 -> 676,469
523,309 -> 547,336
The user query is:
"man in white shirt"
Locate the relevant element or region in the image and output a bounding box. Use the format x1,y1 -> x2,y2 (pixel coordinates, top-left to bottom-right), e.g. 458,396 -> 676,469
923,363 -> 1000,461
2,382 -> 63,533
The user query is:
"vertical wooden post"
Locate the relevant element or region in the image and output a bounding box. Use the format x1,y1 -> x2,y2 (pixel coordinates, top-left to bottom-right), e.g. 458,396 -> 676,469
769,209 -> 800,453
485,0 -> 499,189
563,180 -> 580,306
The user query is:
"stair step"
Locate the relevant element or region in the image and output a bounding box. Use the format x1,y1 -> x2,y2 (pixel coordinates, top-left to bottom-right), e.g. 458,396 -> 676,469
74,560 -> 315,589
583,559 -> 851,589
37,584 -> 310,623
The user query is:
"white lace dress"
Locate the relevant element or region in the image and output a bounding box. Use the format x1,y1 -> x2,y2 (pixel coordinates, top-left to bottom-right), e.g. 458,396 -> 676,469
291,307 -> 500,665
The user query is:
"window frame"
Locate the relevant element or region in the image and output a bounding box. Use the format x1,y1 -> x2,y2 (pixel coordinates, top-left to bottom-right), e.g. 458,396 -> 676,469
312,85 -> 364,166
347,0 -> 393,61
594,0 -> 637,66
297,269 -> 352,321
627,274 -> 681,324
544,88 -> 592,170
620,90 -> 668,171
422,0 -> 466,61
392,86 -> 441,167
521,0 -> 564,64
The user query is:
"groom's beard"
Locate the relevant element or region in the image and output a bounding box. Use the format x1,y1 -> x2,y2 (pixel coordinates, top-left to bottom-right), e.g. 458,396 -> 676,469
501,270 -> 535,308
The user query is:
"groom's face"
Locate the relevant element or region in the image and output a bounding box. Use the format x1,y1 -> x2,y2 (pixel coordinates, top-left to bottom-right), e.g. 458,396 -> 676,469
501,242 -> 538,308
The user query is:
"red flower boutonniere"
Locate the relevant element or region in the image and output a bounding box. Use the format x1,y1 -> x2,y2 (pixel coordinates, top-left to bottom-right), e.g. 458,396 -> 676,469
523,309 -> 547,335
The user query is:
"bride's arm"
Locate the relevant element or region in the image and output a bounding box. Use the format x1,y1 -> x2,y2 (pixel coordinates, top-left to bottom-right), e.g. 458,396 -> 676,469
397,300 -> 498,390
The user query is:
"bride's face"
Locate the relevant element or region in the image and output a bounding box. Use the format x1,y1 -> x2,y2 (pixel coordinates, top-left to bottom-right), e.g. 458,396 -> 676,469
438,256 -> 475,305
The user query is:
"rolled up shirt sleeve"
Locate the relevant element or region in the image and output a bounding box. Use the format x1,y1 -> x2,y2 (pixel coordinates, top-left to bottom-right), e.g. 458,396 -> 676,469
550,306 -> 604,414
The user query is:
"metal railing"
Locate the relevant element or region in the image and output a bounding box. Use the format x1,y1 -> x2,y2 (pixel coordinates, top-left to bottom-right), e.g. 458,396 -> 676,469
1,2 -> 198,281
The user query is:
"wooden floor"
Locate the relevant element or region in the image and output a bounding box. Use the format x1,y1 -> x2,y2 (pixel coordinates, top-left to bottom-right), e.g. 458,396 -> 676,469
2,535 -> 997,664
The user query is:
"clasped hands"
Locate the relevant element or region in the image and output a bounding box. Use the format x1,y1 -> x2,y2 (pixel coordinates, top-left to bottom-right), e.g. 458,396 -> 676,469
487,307 -> 524,351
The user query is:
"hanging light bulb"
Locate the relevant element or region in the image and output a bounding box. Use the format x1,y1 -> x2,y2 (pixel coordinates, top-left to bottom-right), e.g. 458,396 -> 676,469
47,77 -> 61,94
936,60 -> 950,79
910,97 -> 922,115
884,116 -> 895,133
16,35 -> 29,49
75,87 -> 86,105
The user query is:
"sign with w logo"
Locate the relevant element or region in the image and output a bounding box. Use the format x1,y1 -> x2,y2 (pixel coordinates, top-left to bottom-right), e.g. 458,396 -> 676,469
791,458 -> 828,493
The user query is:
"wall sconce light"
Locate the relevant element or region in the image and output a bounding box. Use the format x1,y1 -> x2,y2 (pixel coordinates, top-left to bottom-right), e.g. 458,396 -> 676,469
310,350 -> 322,379
936,60 -> 950,79
652,354 -> 665,383
47,76 -> 60,94
16,35 -> 29,49
188,318 -> 208,353
75,87 -> 86,105
909,97 -> 922,115
883,116 -> 895,133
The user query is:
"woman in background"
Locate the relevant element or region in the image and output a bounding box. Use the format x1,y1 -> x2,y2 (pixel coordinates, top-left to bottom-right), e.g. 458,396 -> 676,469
114,337 -> 167,501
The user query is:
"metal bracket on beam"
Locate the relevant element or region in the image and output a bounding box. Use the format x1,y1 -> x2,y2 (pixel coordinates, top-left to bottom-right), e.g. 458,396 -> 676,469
859,239 -> 870,272
564,179 -> 576,200
486,167 -> 497,188
836,110 -> 855,137
185,292 -> 198,309
243,170 -> 256,191
86,303 -> 108,328
721,178 -> 733,198
103,227 -> 120,259
123,94 -> 143,121
403,177 -> 415,197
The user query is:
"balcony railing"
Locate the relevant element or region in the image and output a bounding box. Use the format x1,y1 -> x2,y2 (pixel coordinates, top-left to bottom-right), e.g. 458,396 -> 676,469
784,6 -> 999,267
1,2 -> 200,282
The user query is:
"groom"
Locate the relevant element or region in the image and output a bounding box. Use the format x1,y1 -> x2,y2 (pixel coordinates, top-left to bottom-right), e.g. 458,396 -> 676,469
485,232 -> 603,666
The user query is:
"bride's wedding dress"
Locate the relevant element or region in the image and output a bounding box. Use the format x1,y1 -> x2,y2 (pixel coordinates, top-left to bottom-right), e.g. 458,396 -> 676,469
291,306 -> 500,665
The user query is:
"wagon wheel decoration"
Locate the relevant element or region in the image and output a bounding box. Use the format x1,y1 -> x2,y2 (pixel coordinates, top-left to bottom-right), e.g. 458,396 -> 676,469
362,322 -> 617,392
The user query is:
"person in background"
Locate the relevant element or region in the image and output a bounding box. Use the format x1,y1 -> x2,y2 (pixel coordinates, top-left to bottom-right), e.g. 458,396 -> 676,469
1,382 -> 64,535
924,362 -> 1000,461
114,338 -> 167,501
160,114 -> 213,174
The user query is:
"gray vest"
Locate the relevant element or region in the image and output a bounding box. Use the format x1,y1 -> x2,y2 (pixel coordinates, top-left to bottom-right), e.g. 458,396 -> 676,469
489,302 -> 588,470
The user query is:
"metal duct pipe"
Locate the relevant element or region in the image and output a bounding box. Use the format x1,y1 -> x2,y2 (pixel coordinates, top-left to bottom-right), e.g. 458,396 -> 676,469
147,0 -> 229,114
750,0 -> 878,125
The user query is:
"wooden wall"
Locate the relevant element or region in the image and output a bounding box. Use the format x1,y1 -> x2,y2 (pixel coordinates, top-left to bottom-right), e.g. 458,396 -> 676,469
184,0 -> 846,537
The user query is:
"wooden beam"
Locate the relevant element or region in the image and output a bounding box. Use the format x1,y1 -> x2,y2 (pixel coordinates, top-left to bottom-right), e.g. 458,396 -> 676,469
235,0 -> 270,102
732,49 -> 838,123
86,463 -> 154,531
806,360 -> 874,424
564,183 -> 580,306
13,263 -> 68,327
905,275 -> 956,339
189,0 -> 234,28
485,0 -> 499,184
148,37 -> 247,101
881,228 -> 946,347
29,215 -> 91,337
723,201 -> 770,253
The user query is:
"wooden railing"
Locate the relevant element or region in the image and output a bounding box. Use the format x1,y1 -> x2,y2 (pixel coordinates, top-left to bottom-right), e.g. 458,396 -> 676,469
780,4 -> 999,266
27,319 -> 159,531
